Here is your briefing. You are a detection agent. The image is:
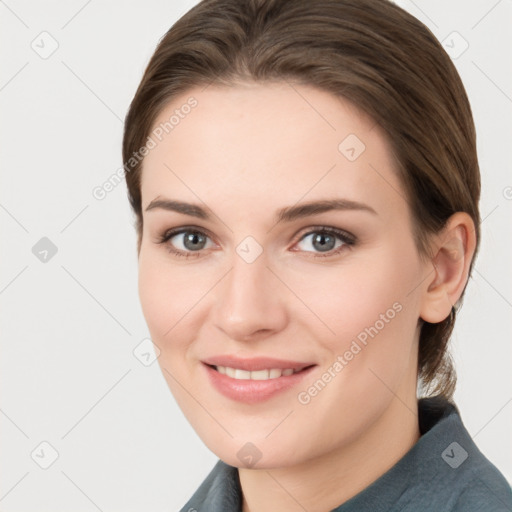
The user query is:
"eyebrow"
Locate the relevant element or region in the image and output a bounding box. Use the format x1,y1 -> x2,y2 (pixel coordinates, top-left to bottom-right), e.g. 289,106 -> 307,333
145,197 -> 377,223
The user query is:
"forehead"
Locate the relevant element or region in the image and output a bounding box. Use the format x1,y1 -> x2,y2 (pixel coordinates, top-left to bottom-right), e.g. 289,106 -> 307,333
140,82 -> 404,219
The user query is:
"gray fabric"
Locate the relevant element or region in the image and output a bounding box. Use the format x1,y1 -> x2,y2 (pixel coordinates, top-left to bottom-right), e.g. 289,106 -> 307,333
179,396 -> 512,511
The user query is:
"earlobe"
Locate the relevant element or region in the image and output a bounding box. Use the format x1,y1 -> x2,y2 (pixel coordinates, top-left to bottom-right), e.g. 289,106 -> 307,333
419,212 -> 477,324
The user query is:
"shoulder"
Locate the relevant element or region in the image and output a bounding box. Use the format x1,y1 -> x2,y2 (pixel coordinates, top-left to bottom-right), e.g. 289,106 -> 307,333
422,397 -> 512,511
392,396 -> 512,511
451,461 -> 512,512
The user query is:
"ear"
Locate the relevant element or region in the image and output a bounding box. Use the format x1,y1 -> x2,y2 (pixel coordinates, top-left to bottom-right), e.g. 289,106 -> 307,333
419,212 -> 477,324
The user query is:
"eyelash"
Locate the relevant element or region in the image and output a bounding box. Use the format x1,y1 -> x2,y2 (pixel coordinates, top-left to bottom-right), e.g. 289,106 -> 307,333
156,225 -> 356,259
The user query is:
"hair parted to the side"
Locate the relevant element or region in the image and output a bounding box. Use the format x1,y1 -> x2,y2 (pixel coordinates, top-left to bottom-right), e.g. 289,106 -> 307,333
122,0 -> 481,402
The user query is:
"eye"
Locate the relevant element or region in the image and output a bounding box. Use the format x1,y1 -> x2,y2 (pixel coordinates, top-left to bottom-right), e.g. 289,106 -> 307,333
156,225 -> 356,259
156,228 -> 215,258
293,227 -> 356,257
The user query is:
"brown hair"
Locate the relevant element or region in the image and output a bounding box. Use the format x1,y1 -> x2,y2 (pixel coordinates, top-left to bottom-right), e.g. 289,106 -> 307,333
122,0 -> 481,401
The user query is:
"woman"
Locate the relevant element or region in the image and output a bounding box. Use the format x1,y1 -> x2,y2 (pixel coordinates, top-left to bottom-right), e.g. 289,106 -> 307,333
122,0 -> 512,510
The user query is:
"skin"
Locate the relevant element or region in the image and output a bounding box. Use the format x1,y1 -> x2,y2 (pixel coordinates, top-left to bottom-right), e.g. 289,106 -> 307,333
137,82 -> 476,512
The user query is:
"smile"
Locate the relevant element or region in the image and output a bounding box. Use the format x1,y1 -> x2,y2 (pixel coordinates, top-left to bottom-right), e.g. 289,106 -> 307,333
214,365 -> 304,380
203,361 -> 317,404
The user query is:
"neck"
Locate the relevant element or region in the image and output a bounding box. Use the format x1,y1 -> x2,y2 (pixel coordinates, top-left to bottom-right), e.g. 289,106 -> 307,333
239,392 -> 421,512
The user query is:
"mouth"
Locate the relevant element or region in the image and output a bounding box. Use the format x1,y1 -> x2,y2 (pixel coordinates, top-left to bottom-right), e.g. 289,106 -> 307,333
202,360 -> 317,404
206,364 -> 315,380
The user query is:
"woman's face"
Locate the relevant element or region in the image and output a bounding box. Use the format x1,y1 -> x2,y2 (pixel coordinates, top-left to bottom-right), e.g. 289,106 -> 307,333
138,82 -> 430,468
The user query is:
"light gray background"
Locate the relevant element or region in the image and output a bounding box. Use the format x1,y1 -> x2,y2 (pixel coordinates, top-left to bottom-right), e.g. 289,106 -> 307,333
1,0 -> 511,510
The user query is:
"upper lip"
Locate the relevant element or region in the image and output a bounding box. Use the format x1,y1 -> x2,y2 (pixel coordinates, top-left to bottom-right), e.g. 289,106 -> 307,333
202,355 -> 316,372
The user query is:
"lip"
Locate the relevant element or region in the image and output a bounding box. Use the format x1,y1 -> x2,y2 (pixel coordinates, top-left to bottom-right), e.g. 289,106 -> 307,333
202,355 -> 315,372
202,358 -> 317,404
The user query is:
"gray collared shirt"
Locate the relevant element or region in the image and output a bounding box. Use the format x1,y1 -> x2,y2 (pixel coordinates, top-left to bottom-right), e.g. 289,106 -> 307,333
179,396 -> 512,511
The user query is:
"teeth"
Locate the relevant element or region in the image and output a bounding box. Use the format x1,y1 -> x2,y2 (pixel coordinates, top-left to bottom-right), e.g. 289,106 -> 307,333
251,369 -> 270,380
269,368 -> 282,379
216,366 -> 300,380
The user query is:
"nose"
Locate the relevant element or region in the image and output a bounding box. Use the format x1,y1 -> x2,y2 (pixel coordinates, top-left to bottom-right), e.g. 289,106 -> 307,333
212,250 -> 288,342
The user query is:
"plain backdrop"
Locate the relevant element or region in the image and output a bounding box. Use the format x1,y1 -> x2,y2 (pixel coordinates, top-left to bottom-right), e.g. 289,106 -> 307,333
1,0 -> 511,510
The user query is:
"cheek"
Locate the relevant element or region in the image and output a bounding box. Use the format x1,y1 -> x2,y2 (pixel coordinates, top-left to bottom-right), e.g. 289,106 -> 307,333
137,252 -> 195,341
302,244 -> 422,372
308,255 -> 416,328
138,258 -> 168,336
137,250 -> 217,371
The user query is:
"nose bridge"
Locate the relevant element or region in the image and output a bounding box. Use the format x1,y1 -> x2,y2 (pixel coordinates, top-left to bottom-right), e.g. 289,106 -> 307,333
212,241 -> 287,339
224,245 -> 273,311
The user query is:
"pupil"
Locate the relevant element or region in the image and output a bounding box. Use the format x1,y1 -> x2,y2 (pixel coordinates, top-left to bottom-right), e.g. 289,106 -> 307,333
185,232 -> 205,250
314,233 -> 334,252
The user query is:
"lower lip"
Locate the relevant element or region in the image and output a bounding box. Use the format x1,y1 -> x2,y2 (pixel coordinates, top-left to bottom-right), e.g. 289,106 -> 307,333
202,363 -> 316,404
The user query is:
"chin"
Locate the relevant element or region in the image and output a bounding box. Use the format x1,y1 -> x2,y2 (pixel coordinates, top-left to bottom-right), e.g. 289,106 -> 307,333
200,434 -> 307,470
